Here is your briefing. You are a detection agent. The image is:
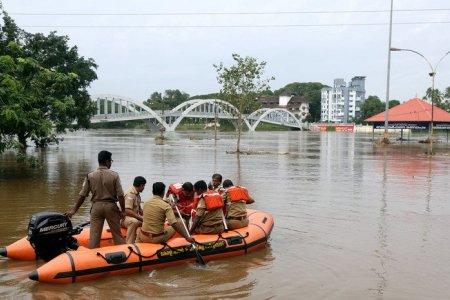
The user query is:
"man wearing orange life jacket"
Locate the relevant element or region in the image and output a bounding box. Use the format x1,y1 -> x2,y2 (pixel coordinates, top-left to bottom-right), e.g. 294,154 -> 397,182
189,180 -> 225,234
165,182 -> 194,223
222,179 -> 255,230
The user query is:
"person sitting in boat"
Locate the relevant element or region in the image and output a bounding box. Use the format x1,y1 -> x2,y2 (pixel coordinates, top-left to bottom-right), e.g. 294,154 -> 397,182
189,180 -> 225,234
121,176 -> 146,244
210,173 -> 225,194
136,182 -> 194,244
165,182 -> 194,225
222,179 -> 255,230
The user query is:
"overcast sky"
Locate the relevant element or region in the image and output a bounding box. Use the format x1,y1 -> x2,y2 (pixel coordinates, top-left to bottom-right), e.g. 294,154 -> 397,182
2,0 -> 450,103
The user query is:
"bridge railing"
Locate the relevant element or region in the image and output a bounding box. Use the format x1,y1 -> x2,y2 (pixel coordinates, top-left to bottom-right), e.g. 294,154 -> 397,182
91,95 -> 305,131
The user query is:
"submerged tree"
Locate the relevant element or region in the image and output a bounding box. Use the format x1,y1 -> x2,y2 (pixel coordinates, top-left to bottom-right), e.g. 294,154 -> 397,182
0,10 -> 97,154
214,54 -> 274,153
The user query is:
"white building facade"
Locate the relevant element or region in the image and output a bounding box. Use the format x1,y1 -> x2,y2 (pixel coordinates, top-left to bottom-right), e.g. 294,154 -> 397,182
321,76 -> 366,123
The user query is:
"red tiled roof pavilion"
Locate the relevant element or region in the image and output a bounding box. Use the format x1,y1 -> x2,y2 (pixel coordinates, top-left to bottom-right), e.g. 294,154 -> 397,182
365,98 -> 450,123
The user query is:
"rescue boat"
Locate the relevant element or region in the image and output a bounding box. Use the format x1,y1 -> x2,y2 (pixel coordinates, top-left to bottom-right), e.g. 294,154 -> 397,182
28,209 -> 273,283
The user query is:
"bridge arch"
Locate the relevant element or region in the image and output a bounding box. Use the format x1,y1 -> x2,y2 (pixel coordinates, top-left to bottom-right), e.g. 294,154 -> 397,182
91,94 -> 166,127
89,95 -> 303,131
166,98 -> 250,131
246,108 -> 303,131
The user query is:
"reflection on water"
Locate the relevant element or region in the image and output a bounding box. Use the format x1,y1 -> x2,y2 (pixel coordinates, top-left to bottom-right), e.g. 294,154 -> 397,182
1,129 -> 450,299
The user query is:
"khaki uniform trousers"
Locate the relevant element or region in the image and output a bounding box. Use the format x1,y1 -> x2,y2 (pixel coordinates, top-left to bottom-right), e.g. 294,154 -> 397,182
135,226 -> 175,244
121,216 -> 142,244
226,217 -> 249,230
195,223 -> 225,234
90,201 -> 125,248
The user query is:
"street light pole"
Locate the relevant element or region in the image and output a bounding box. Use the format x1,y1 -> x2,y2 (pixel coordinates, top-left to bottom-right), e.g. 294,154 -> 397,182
383,0 -> 394,144
390,48 -> 450,155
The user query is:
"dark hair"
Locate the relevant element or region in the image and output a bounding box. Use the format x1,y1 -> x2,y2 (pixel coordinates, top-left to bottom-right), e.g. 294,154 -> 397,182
182,182 -> 193,192
212,173 -> 222,182
153,182 -> 165,195
98,150 -> 112,164
222,179 -> 233,188
133,176 -> 147,187
194,180 -> 207,192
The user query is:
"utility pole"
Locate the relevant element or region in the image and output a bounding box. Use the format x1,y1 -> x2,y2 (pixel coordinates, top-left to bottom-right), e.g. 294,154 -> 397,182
383,0 -> 394,144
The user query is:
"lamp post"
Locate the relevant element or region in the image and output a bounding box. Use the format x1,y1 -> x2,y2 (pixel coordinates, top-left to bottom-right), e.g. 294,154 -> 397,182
390,48 -> 450,154
383,0 -> 394,144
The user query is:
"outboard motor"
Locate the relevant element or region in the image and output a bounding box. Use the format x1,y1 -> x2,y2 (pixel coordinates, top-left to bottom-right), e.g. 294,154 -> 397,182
27,211 -> 79,262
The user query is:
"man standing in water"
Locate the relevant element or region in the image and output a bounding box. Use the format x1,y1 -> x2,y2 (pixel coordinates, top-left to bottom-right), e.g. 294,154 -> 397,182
65,150 -> 126,248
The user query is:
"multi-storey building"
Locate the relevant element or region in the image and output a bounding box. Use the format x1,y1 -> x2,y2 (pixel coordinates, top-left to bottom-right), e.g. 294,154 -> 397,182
321,76 -> 366,123
257,93 -> 310,122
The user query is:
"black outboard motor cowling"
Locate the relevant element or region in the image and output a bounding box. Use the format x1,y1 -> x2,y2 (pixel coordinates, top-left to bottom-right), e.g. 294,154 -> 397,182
27,211 -> 79,261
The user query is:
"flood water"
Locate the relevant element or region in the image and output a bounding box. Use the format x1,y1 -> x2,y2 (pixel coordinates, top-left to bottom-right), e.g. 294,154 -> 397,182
1,129 -> 450,299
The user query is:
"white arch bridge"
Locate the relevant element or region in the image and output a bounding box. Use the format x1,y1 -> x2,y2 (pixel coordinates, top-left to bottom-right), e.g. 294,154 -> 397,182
90,94 -> 305,132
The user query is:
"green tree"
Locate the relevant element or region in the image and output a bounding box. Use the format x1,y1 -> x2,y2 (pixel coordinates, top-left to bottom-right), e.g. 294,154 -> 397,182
424,87 -> 444,110
189,92 -> 221,100
143,89 -> 190,110
274,82 -> 327,122
389,100 -> 400,108
443,86 -> 450,112
0,11 -> 97,153
143,92 -> 164,110
164,89 -> 190,108
23,31 -> 98,130
358,95 -> 384,123
214,53 -> 274,153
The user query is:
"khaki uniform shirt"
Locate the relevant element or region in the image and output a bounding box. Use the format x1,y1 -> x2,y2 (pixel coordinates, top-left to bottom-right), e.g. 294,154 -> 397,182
79,166 -> 124,202
141,195 -> 177,234
222,191 -> 248,218
196,198 -> 223,226
124,186 -> 142,214
214,186 -> 225,194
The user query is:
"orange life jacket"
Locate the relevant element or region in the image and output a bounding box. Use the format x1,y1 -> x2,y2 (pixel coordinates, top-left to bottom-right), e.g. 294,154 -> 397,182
226,186 -> 251,203
166,183 -> 194,215
168,183 -> 183,195
193,190 -> 224,211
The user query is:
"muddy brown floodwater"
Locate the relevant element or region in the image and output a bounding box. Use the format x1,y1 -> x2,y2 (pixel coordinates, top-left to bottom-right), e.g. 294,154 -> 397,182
1,129 -> 450,299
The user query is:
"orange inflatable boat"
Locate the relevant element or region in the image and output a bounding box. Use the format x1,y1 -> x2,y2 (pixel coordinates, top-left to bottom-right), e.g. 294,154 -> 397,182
29,209 -> 273,283
0,226 -> 127,261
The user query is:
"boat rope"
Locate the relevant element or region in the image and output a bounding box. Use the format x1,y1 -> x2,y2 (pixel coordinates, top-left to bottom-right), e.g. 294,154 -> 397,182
126,244 -> 166,259
231,231 -> 249,254
192,231 -> 249,249
192,235 -> 222,247
163,243 -> 191,255
96,248 -> 133,264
